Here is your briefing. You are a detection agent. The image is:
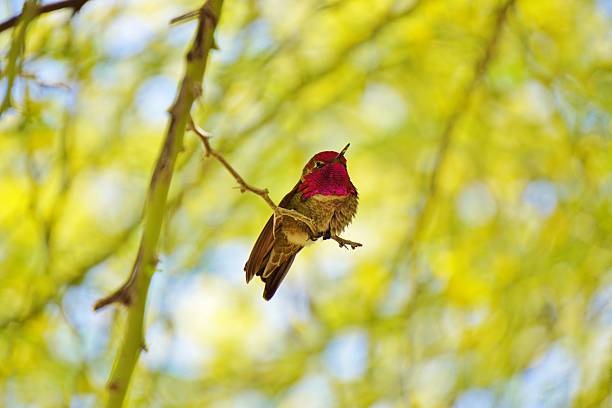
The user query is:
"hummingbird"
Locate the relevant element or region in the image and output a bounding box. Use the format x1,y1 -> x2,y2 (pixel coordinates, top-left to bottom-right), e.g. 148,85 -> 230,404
244,143 -> 358,300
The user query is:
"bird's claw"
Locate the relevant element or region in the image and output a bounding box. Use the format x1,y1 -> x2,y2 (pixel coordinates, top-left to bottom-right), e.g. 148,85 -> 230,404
331,235 -> 362,250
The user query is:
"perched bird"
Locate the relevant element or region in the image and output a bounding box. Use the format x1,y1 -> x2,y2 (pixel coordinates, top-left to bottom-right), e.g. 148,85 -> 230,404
244,144 -> 358,300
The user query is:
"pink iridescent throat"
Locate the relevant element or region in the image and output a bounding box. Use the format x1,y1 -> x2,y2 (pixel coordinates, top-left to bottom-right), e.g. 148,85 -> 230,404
299,152 -> 357,199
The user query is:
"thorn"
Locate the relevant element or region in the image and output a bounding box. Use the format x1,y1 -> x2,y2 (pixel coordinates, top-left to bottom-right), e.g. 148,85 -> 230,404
93,284 -> 134,311
190,82 -> 203,99
151,254 -> 160,266
141,342 -> 148,353
169,9 -> 199,25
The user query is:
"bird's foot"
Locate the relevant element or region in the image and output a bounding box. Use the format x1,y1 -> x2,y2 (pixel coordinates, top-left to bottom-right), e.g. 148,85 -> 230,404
331,235 -> 362,250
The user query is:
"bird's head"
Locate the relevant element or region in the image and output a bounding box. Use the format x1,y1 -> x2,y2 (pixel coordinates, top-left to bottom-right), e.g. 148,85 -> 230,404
299,143 -> 357,198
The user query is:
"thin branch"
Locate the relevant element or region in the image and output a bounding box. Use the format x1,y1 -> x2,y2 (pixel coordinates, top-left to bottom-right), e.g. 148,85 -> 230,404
162,0 -> 424,206
93,2 -> 224,407
392,0 -> 516,269
189,119 -> 317,235
21,71 -> 71,90
0,0 -> 90,33
426,0 -> 515,201
0,1 -> 35,114
233,0 -> 426,141
0,0 -> 87,114
0,221 -> 138,330
189,118 -> 362,250
169,9 -> 201,25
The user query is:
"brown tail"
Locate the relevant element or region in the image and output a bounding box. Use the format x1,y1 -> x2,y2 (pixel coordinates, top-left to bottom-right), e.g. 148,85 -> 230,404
245,216 -> 274,283
259,249 -> 301,300
244,184 -> 302,300
244,214 -> 302,300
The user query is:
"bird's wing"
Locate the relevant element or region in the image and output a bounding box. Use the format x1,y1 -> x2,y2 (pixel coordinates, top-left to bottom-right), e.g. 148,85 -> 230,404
244,215 -> 274,283
244,182 -> 299,283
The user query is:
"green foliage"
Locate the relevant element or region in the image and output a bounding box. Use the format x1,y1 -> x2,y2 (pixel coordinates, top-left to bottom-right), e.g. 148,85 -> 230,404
0,0 -> 611,407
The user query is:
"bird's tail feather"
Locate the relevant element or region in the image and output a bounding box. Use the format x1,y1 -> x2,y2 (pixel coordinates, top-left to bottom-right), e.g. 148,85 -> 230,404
260,250 -> 301,300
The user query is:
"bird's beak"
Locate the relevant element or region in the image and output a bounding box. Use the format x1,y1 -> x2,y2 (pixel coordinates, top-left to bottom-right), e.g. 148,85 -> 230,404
335,143 -> 350,161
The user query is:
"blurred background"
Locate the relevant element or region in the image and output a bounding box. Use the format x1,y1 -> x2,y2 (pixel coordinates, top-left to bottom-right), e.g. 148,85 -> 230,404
1,0 -> 611,406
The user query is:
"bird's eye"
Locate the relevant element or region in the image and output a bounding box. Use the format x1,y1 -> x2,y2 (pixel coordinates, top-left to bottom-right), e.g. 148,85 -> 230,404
314,161 -> 324,168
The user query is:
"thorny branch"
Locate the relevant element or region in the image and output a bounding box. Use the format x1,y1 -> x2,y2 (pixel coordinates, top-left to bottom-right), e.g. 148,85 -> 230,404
0,0 -> 88,114
93,2 -> 224,407
0,221 -> 138,330
189,118 -> 362,250
189,119 -> 316,233
0,0 -> 91,33
162,0 -> 425,225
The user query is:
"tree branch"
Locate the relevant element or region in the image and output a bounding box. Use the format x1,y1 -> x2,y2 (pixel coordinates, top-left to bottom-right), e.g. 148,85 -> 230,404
393,0 -> 516,268
189,119 -> 318,235
93,2 -> 223,407
0,221 -> 138,331
0,0 -> 90,34
189,119 -> 362,250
